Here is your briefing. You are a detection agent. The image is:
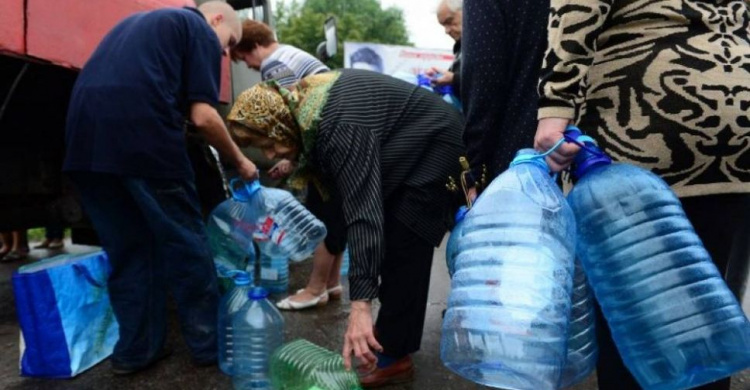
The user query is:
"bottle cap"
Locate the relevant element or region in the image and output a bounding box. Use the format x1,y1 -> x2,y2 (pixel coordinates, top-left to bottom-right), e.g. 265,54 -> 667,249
248,287 -> 269,300
229,178 -> 261,202
233,271 -> 251,286
564,126 -> 612,178
454,205 -> 469,224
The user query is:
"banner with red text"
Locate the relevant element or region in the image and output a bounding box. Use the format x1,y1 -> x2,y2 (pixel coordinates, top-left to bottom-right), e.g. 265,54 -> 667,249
344,41 -> 454,76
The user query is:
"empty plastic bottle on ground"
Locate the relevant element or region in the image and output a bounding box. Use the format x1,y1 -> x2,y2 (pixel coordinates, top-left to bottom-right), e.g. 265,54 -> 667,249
566,128 -> 750,390
259,252 -> 289,294
559,259 -> 597,388
270,339 -> 362,390
232,287 -> 284,390
218,271 -> 253,375
340,248 -> 350,276
212,179 -> 326,262
441,149 -> 576,390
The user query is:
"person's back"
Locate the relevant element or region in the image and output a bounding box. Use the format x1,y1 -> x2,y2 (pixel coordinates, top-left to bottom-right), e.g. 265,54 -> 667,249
262,44 -> 330,87
318,69 -> 464,244
65,7 -> 222,179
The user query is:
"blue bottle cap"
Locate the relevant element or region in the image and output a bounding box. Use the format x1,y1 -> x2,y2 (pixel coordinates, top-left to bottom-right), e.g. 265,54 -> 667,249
233,271 -> 251,286
564,126 -> 612,179
248,287 -> 269,300
454,205 -> 469,224
229,178 -> 261,202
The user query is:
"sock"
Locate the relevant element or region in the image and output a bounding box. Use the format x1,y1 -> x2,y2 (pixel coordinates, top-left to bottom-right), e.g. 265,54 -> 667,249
375,351 -> 402,368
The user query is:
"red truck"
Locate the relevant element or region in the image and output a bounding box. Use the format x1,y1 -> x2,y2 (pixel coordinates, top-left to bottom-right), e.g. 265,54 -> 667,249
0,0 -> 272,241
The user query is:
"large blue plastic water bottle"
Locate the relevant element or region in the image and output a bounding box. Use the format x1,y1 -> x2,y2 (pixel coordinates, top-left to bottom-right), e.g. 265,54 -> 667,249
259,252 -> 289,294
232,287 -> 285,390
566,128 -> 750,390
441,149 -> 576,390
218,271 -> 253,375
559,259 -> 598,388
210,179 -> 327,262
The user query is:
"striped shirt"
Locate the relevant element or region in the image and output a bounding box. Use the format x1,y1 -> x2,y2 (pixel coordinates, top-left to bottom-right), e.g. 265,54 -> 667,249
313,69 -> 465,300
261,45 -> 330,87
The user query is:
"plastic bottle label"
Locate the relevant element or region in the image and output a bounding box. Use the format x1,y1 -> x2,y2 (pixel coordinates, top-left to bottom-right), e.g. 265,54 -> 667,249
260,267 -> 279,281
254,217 -> 287,245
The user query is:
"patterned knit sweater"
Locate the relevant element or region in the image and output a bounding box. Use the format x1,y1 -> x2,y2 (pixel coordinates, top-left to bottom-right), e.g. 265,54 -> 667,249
538,0 -> 750,197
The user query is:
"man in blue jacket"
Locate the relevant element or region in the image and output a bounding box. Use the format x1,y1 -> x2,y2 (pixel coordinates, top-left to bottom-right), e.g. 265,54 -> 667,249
63,1 -> 256,374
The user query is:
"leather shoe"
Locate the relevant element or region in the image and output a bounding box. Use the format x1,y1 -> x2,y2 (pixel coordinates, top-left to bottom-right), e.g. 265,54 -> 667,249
359,355 -> 415,388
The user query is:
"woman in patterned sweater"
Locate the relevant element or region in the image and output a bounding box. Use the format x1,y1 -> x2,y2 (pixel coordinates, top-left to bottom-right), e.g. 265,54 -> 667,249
534,1 -> 749,389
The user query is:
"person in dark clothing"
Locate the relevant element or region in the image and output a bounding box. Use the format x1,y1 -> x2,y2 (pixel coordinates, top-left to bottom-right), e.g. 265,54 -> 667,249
460,0 -> 549,199
227,69 -> 464,388
426,0 -> 462,94
63,2 -> 257,375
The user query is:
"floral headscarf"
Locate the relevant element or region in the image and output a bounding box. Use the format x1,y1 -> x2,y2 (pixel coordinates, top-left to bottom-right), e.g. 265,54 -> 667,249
227,72 -> 341,195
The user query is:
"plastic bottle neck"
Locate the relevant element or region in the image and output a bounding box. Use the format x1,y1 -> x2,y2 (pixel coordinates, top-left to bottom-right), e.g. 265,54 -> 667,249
230,179 -> 261,202
509,149 -> 551,172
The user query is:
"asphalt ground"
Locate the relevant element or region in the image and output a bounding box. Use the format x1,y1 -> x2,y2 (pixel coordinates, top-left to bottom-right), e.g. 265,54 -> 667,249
1,237 -> 748,390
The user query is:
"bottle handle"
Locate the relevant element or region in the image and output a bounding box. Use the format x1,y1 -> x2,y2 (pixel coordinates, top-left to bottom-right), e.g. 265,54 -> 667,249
229,178 -> 261,202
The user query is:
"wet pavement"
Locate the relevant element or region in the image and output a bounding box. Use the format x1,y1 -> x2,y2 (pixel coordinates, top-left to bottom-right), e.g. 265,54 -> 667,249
1,237 -> 748,390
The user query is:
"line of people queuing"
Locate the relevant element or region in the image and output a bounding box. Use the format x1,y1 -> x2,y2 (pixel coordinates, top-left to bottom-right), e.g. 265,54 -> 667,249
58,0 -> 748,388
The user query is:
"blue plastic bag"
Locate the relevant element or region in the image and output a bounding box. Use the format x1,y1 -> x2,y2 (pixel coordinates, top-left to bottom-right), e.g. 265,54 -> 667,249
12,250 -> 119,378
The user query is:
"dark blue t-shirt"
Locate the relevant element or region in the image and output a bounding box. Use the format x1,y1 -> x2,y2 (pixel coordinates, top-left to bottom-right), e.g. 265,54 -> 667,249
64,7 -> 222,179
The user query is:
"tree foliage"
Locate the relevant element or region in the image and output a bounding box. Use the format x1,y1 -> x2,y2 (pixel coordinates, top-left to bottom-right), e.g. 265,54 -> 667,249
273,0 -> 411,68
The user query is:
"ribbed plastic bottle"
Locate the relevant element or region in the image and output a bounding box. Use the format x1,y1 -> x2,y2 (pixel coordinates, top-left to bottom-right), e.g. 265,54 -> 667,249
566,128 -> 750,390
222,179 -> 327,262
232,287 -> 285,390
441,149 -> 576,390
207,199 -> 256,284
218,271 -> 253,375
340,248 -> 350,276
259,252 -> 289,294
559,259 -> 597,388
270,339 -> 362,390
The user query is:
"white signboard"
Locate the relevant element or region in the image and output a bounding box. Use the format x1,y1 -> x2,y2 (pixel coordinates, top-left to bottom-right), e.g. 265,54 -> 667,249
344,42 -> 454,76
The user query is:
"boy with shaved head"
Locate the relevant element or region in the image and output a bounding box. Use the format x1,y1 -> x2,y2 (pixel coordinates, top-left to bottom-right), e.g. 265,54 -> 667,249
64,1 -> 255,374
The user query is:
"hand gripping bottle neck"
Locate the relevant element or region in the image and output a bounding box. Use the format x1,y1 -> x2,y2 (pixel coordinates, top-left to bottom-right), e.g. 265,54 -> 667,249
562,126 -> 612,179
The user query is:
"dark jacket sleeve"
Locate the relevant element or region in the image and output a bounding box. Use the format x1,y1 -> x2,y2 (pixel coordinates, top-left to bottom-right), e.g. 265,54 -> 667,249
460,0 -> 508,188
315,123 -> 385,301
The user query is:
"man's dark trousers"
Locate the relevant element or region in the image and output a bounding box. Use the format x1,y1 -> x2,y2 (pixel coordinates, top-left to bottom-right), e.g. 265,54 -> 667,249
70,171 -> 220,370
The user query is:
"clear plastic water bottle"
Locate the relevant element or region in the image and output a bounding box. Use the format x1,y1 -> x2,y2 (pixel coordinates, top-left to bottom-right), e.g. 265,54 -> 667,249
566,128 -> 750,390
340,248 -> 350,276
270,339 -> 362,390
222,179 -> 327,262
560,259 -> 597,388
207,200 -> 256,287
233,287 -> 285,390
259,252 -> 289,295
218,271 -> 253,375
441,149 -> 576,390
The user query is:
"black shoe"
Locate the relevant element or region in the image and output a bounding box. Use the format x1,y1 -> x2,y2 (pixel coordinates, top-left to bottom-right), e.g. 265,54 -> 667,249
111,348 -> 173,375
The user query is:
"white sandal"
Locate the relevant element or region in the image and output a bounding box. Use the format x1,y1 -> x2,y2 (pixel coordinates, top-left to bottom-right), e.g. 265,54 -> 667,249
326,285 -> 343,299
276,290 -> 329,310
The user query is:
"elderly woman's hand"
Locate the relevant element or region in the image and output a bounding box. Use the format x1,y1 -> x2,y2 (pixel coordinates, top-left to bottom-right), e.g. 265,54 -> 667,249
342,300 -> 383,372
